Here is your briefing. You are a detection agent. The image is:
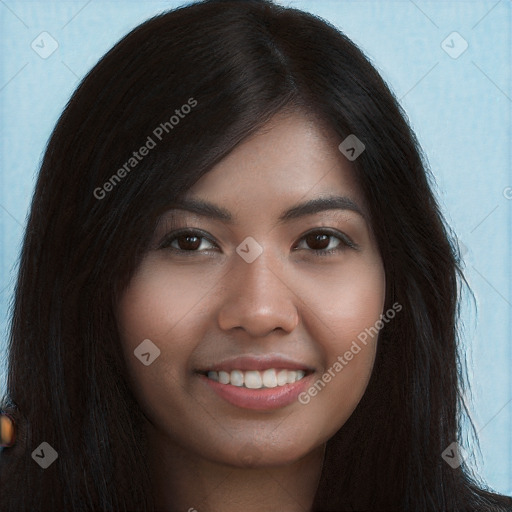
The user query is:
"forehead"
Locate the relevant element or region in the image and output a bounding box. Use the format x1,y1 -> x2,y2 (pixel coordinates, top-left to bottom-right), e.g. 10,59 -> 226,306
186,111 -> 366,216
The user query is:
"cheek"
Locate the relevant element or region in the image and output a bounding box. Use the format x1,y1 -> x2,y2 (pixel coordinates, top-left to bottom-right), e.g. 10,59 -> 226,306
117,262 -> 212,344
298,255 -> 386,352
294,256 -> 385,427
115,259 -> 214,408
326,261 -> 385,350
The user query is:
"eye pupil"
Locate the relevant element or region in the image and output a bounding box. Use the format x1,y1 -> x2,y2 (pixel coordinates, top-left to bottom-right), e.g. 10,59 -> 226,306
306,233 -> 330,250
178,235 -> 201,251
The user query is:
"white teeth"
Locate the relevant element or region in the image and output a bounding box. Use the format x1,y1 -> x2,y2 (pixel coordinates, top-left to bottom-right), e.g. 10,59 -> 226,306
230,370 -> 244,387
262,369 -> 277,388
244,371 -> 262,389
205,368 -> 307,388
218,371 -> 230,384
286,370 -> 297,384
276,369 -> 288,386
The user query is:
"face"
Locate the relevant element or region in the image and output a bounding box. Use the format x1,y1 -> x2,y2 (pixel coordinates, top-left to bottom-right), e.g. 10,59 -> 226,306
116,111 -> 386,468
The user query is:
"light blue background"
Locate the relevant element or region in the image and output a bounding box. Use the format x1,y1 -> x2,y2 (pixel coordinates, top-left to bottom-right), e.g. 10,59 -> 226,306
1,0 -> 510,496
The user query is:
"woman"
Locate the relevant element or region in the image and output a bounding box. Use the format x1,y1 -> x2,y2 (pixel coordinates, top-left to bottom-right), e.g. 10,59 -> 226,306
1,0 -> 510,510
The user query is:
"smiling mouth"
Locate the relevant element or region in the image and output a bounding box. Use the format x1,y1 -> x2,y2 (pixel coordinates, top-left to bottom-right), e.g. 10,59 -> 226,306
199,368 -> 311,389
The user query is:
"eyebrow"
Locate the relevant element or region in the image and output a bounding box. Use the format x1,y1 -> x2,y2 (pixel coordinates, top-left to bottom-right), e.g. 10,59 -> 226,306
166,195 -> 366,224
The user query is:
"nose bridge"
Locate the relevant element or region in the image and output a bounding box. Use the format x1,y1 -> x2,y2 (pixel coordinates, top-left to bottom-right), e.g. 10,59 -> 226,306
232,246 -> 286,308
217,245 -> 299,336
238,244 -> 277,287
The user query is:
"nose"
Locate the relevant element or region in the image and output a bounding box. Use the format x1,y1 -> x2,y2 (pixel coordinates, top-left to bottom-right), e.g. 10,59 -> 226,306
217,250 -> 300,337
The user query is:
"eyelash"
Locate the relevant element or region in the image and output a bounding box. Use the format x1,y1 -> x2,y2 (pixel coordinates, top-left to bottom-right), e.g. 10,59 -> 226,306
158,228 -> 358,257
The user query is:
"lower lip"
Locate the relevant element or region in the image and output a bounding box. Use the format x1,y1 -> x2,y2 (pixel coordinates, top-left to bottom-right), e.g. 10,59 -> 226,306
198,373 -> 312,411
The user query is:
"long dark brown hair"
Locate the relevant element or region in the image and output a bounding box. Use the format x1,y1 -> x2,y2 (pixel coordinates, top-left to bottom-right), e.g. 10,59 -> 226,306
1,0 -> 510,510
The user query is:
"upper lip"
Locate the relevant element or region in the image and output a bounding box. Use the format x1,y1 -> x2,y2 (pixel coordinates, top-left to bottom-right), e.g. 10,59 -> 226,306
195,354 -> 315,373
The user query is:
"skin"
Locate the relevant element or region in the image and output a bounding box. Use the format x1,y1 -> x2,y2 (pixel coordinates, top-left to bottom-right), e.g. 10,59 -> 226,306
116,111 -> 386,512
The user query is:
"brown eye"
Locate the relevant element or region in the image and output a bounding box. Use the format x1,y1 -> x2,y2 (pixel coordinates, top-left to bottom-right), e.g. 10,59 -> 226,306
304,233 -> 331,251
159,229 -> 217,252
175,234 -> 202,251
294,228 -> 357,256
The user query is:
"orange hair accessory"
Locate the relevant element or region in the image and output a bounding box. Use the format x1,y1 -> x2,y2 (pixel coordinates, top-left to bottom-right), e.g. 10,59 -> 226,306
0,412 -> 16,448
